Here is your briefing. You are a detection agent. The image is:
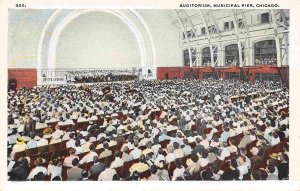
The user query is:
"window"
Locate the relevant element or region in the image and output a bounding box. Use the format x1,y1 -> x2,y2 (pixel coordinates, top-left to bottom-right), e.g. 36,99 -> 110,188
211,25 -> 215,34
201,27 -> 206,35
261,12 -> 270,24
202,47 -> 218,66
183,49 -> 189,66
254,40 -> 277,65
230,21 -> 235,29
238,19 -> 244,28
225,44 -> 239,66
255,73 -> 281,82
225,73 -> 241,80
187,30 -> 192,38
187,30 -> 196,39
224,22 -> 229,30
202,47 -> 211,66
208,26 -> 211,34
183,49 -> 197,66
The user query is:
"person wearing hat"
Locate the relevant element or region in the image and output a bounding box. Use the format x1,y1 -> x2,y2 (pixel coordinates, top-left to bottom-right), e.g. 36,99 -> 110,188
99,142 -> 112,159
129,154 -> 149,174
11,137 -> 28,159
43,127 -> 53,139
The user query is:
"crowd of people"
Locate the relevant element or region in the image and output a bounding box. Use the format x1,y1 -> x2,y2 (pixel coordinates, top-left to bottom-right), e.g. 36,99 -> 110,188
66,69 -> 137,83
255,58 -> 277,66
225,59 -> 239,67
7,78 -> 289,181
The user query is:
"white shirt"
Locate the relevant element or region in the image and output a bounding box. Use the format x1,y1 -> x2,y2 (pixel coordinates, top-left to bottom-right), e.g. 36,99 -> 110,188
63,155 -> 79,167
97,133 -> 107,141
27,166 -> 47,180
172,167 -> 185,181
182,145 -> 192,156
130,148 -> 142,159
121,142 -> 134,151
62,132 -> 71,141
74,146 -> 84,154
36,138 -> 48,147
98,168 -> 117,181
154,154 -> 166,166
79,151 -> 98,164
165,153 -> 176,163
52,130 -> 64,140
200,139 -> 209,149
66,139 -> 76,148
237,164 -> 248,180
27,139 -> 37,149
198,157 -> 209,167
47,165 -> 62,180
7,134 -> 18,144
270,137 -> 280,146
63,119 -> 75,125
219,147 -> 231,160
110,157 -> 124,168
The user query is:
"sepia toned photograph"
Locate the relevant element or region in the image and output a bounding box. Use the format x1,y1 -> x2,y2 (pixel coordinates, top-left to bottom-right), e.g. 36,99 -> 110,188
7,8 -> 289,182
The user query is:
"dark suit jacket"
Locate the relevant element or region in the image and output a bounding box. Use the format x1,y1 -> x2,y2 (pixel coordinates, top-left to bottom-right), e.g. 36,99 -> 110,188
278,162 -> 289,180
89,162 -> 105,175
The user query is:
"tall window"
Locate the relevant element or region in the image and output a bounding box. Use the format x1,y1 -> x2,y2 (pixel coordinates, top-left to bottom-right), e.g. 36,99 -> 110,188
210,25 -> 216,34
224,22 -> 230,30
254,40 -> 277,65
225,44 -> 239,66
187,30 -> 196,38
202,47 -> 217,66
261,12 -> 270,24
230,21 -> 235,29
238,19 -> 245,28
183,49 -> 197,66
201,27 -> 206,35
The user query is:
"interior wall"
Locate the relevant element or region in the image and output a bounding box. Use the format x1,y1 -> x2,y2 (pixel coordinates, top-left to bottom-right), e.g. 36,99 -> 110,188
8,10 -> 54,68
8,9 -> 183,70
138,10 -> 183,67
157,66 -> 288,81
55,12 -> 140,69
8,69 -> 37,88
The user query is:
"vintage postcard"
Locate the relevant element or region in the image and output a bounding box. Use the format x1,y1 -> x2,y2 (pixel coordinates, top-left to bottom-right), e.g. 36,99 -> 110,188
0,0 -> 300,191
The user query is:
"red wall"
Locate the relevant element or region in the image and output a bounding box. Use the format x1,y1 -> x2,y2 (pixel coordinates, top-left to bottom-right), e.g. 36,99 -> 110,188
157,67 -> 180,79
8,69 -> 37,88
157,66 -> 289,81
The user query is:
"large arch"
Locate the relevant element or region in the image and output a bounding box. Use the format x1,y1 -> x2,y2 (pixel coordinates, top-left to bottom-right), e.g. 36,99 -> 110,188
37,9 -> 156,84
